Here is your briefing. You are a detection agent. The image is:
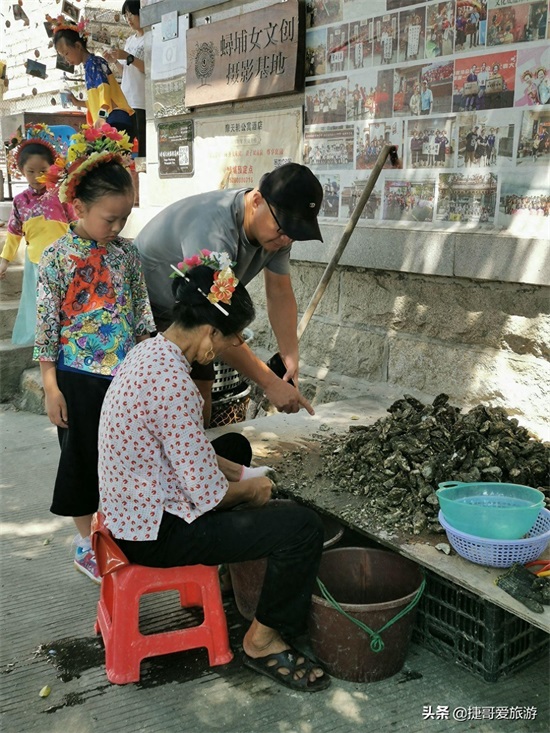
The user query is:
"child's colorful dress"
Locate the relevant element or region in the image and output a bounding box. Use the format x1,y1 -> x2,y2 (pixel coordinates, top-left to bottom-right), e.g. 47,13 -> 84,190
1,187 -> 74,345
85,54 -> 134,130
34,224 -> 154,377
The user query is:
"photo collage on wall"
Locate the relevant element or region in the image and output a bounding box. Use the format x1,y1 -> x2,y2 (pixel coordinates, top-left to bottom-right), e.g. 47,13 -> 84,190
304,0 -> 550,232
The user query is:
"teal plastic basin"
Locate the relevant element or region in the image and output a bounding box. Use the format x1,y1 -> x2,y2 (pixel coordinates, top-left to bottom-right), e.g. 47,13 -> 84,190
436,482 -> 544,540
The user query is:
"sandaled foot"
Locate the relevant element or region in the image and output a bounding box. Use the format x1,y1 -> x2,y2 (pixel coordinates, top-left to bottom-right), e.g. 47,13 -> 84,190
243,648 -> 331,693
283,634 -> 319,664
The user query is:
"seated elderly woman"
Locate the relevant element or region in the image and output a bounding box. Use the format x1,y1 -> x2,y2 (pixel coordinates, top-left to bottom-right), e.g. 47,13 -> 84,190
97,256 -> 330,693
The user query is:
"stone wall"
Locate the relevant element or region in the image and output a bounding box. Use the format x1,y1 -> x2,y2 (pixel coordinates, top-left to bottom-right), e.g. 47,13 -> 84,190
246,262 -> 550,440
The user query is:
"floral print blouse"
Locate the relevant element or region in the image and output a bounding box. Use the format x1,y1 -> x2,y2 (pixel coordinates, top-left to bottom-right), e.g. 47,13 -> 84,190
98,334 -> 228,541
34,225 -> 155,377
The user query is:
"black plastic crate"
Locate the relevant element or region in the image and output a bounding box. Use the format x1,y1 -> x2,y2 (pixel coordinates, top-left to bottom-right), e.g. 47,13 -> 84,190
412,570 -> 549,682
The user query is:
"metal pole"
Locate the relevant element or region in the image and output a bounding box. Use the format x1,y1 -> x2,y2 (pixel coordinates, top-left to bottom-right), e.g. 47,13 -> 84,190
297,144 -> 398,341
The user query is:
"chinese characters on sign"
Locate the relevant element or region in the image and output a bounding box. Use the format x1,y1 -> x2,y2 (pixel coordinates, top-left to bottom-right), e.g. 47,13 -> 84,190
157,120 -> 194,178
194,109 -> 302,189
185,0 -> 303,107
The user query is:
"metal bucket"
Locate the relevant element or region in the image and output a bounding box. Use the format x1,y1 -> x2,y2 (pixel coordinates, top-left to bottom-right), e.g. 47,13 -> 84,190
309,547 -> 424,682
229,501 -> 343,621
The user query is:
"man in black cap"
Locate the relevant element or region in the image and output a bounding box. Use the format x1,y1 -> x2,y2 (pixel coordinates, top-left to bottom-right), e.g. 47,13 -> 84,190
134,163 -> 323,424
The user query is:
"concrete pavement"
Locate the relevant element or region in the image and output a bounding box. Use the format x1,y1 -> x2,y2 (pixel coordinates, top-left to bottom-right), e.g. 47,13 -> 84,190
1,405 -> 549,733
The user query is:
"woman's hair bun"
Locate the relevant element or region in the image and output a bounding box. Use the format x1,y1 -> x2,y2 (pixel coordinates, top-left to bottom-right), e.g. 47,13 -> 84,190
171,264 -> 214,306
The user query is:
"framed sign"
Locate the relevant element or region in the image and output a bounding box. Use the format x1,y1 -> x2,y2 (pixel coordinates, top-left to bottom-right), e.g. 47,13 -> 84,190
186,0 -> 304,107
61,1 -> 80,23
25,60 -> 47,79
194,108 -> 302,190
157,120 -> 194,178
151,14 -> 189,118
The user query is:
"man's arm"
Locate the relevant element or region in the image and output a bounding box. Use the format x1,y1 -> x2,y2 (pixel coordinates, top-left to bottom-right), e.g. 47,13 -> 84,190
263,270 -> 299,383
221,342 -> 314,415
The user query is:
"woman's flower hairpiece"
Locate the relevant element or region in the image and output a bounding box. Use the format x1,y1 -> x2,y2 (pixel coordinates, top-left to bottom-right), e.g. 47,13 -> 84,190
38,123 -> 134,203
170,250 -> 239,316
46,13 -> 89,39
8,123 -> 64,179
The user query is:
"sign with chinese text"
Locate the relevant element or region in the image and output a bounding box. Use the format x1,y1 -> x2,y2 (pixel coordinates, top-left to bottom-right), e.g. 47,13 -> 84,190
185,0 -> 304,107
157,120 -> 194,178
194,109 -> 302,190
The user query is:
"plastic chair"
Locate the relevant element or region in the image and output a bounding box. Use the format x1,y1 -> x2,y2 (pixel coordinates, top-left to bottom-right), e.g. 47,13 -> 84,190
48,125 -> 78,153
91,512 -> 233,684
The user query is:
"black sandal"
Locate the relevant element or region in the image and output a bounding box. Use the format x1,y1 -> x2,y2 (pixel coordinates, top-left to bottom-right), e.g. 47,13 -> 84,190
243,648 -> 331,693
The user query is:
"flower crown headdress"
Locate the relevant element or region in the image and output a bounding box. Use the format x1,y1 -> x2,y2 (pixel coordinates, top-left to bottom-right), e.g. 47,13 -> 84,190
38,123 -> 134,203
46,13 -> 89,40
8,123 -> 64,179
170,250 -> 239,316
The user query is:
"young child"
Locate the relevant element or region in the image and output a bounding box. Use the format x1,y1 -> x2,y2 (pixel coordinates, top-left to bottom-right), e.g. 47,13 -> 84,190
35,123 -> 155,583
0,125 -> 74,345
46,14 -> 135,139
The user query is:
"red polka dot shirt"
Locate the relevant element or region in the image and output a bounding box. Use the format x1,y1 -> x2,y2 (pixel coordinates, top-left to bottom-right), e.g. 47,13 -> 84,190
98,333 -> 228,541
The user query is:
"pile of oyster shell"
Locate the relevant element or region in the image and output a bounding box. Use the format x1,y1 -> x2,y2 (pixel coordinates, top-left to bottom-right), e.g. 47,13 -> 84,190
316,394 -> 550,535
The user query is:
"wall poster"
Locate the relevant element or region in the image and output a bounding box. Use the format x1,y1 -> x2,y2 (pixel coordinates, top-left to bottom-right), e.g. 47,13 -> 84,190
304,0 -> 550,234
194,109 -> 302,191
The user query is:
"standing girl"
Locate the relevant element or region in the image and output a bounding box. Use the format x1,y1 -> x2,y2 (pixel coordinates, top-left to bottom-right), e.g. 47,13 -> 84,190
35,124 -> 155,582
0,125 -> 74,345
46,14 -> 135,140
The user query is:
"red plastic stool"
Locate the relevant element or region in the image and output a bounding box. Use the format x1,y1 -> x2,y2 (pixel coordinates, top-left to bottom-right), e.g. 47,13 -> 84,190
91,512 -> 233,684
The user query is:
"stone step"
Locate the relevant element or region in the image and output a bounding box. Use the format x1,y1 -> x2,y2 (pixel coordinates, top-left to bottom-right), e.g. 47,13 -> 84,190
0,265 -> 23,301
15,367 -> 45,415
0,339 -> 35,402
0,202 -> 12,222
0,300 -> 19,340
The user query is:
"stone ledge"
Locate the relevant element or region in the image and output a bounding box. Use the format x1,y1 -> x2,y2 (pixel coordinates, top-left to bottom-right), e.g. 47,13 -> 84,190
294,224 -> 550,287
15,367 -> 45,415
0,340 -> 34,401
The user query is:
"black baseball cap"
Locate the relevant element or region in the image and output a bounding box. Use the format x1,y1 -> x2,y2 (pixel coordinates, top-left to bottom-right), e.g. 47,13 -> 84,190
259,163 -> 324,242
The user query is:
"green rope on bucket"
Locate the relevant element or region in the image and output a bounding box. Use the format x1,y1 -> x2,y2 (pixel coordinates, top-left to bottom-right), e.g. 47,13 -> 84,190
315,574 -> 426,653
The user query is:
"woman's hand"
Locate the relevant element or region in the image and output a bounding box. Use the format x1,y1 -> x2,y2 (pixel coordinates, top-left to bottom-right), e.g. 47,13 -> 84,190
245,476 -> 274,507
218,476 -> 273,509
45,388 -> 68,428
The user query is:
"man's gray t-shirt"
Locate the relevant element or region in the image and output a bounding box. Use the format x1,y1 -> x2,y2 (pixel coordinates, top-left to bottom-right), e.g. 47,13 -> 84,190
134,188 -> 291,321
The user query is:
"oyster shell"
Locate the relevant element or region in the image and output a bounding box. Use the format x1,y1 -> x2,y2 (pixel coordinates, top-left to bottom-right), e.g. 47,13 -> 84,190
297,393 -> 550,534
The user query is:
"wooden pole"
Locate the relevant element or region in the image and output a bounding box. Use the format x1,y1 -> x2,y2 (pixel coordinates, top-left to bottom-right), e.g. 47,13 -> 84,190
297,144 -> 399,341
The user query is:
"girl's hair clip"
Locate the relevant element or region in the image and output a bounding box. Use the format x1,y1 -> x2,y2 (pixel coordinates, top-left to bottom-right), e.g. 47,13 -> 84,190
170,264 -> 229,316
